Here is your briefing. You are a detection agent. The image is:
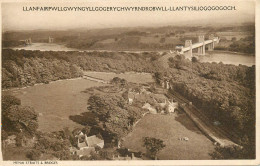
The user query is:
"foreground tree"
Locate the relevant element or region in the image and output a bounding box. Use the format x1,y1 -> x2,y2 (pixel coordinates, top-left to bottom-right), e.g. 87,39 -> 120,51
2,94 -> 38,135
210,136 -> 255,159
143,137 -> 166,160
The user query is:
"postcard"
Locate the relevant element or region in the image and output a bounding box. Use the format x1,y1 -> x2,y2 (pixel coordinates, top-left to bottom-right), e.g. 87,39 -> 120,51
0,0 -> 259,165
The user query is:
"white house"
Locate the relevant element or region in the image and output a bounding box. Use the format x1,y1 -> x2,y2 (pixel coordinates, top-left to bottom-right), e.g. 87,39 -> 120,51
159,99 -> 178,113
142,103 -> 157,114
167,101 -> 178,113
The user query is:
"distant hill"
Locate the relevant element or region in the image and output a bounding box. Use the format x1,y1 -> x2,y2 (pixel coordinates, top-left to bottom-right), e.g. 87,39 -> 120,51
2,24 -> 254,51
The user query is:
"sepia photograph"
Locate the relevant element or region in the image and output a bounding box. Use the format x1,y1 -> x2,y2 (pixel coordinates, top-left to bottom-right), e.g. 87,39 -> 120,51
0,0 -> 258,165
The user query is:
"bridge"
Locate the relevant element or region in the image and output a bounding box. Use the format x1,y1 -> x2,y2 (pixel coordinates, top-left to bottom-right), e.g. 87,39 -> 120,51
176,34 -> 220,56
20,38 -> 32,45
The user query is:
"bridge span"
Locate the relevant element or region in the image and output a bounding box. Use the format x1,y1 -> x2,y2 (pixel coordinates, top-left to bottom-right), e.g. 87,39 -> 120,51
20,38 -> 32,45
177,34 -> 220,56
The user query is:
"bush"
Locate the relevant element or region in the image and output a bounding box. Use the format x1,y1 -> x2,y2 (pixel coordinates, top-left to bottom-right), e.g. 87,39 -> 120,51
26,149 -> 41,160
15,133 -> 23,147
191,57 -> 198,63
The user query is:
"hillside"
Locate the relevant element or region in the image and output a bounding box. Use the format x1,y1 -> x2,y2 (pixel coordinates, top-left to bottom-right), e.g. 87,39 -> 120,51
156,55 -> 255,158
3,24 -> 254,52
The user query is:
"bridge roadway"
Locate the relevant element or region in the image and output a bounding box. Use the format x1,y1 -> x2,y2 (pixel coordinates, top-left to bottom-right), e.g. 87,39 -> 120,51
182,38 -> 219,52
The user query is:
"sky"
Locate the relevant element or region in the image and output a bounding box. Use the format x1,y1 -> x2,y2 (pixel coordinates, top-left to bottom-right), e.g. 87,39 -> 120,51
1,0 -> 255,31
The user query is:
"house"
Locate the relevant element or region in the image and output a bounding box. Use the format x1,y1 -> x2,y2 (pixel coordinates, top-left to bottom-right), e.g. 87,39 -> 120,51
158,99 -> 178,113
77,147 -> 95,157
69,146 -> 78,155
86,135 -> 104,148
142,103 -> 157,114
167,100 -> 178,113
76,133 -> 104,149
161,81 -> 165,88
127,90 -> 140,105
159,99 -> 167,108
128,98 -> 133,105
73,132 -> 105,157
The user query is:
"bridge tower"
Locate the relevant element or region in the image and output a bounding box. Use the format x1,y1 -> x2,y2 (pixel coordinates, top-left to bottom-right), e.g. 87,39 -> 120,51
213,37 -> 220,44
208,34 -> 215,51
185,40 -> 193,57
48,36 -> 54,43
198,35 -> 205,55
28,38 -> 32,44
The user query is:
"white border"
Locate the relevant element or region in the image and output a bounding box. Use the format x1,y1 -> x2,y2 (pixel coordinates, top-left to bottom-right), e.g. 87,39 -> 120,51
0,0 -> 259,165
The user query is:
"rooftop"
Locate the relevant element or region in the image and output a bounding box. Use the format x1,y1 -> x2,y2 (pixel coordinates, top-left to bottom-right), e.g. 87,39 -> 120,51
77,147 -> 95,157
87,135 -> 104,147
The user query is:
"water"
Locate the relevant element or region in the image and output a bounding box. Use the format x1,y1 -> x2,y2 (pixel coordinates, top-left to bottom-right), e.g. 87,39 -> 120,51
10,43 -> 154,53
11,43 -> 255,66
198,51 -> 255,66
12,43 -> 78,51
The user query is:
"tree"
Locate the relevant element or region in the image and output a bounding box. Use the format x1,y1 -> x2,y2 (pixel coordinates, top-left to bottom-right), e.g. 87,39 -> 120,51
143,137 -> 166,159
1,130 -> 8,140
210,135 -> 255,159
154,72 -> 163,84
2,94 -> 21,112
96,133 -> 103,140
160,37 -> 166,43
7,105 -> 38,134
26,149 -> 41,160
2,94 -> 38,135
231,37 -> 237,41
192,57 -> 198,63
82,126 -> 91,135
87,95 -> 110,121
94,145 -> 102,153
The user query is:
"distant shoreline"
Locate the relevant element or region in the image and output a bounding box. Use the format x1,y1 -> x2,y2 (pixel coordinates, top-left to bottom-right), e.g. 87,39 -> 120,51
210,50 -> 254,56
3,43 -> 168,53
4,43 -> 254,56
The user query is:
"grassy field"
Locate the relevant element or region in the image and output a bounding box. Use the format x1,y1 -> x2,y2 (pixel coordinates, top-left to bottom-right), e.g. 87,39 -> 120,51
5,72 -> 154,132
5,78 -> 106,132
122,113 -> 215,160
84,71 -> 154,84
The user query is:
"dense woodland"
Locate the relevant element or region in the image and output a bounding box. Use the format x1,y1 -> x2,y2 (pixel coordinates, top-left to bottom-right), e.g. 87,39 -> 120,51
215,35 -> 255,54
2,49 -> 162,89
